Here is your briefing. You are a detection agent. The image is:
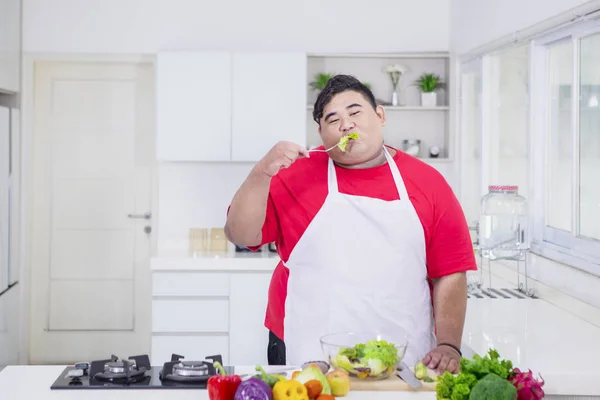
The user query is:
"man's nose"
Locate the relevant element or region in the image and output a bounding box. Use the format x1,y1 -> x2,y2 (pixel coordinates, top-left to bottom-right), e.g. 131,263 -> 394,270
340,118 -> 355,132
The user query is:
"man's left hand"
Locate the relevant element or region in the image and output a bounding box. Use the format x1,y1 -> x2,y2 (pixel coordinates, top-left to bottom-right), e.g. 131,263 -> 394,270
422,345 -> 461,374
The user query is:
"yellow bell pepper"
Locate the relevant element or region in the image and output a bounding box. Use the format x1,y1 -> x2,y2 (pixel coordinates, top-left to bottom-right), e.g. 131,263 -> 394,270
272,379 -> 309,400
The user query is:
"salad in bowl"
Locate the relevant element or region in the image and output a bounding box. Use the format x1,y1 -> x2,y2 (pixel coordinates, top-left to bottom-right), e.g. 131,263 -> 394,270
320,332 -> 408,380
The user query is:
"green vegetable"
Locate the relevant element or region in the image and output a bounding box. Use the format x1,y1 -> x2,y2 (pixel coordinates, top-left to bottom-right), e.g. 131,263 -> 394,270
337,132 -> 359,152
414,361 -> 427,380
253,365 -> 286,388
435,371 -> 478,400
469,373 -> 517,400
460,349 -> 513,380
424,376 -> 435,383
333,339 -> 398,378
435,349 -> 515,400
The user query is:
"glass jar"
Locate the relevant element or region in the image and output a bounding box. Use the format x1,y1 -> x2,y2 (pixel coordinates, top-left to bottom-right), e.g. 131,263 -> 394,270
478,185 -> 528,260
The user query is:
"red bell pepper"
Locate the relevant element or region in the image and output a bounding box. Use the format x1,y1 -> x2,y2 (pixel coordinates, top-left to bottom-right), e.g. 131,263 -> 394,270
207,361 -> 242,400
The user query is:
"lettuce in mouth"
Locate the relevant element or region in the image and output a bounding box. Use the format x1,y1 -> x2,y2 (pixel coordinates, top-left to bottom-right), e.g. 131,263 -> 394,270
337,132 -> 360,152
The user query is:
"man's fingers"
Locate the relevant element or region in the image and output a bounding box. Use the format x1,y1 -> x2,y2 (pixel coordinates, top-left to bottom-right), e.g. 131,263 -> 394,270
436,355 -> 451,374
427,351 -> 442,369
422,353 -> 432,365
447,358 -> 460,374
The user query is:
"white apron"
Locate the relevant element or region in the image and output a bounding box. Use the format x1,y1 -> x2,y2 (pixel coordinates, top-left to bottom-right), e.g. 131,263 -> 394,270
283,147 -> 436,367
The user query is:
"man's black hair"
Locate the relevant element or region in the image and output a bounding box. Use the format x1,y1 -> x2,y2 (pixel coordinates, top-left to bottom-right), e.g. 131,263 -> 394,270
312,74 -> 377,124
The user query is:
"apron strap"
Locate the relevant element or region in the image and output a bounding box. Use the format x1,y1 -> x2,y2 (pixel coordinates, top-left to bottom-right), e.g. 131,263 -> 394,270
327,146 -> 410,201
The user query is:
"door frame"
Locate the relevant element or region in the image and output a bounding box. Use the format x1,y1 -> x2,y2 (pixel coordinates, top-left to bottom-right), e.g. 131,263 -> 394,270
20,53 -> 158,364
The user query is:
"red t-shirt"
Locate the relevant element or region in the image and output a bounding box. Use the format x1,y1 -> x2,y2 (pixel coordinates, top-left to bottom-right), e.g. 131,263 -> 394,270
233,146 -> 476,341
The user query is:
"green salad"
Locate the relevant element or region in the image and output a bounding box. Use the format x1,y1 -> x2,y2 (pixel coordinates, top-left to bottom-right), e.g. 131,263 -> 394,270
331,339 -> 399,378
337,132 -> 359,152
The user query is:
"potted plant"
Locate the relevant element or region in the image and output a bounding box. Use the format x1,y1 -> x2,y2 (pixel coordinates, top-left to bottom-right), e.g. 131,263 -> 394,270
309,72 -> 371,92
309,73 -> 336,91
414,73 -> 445,107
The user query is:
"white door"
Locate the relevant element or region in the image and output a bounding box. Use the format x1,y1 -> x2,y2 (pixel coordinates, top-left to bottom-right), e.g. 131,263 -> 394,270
30,61 -> 156,364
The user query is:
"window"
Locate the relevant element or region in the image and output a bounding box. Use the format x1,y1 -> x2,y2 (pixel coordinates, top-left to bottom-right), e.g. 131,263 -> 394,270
531,20 -> 600,270
486,44 -> 530,202
459,60 -> 483,225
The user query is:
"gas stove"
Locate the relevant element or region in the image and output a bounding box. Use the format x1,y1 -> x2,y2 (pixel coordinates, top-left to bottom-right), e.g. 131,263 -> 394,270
50,353 -> 235,390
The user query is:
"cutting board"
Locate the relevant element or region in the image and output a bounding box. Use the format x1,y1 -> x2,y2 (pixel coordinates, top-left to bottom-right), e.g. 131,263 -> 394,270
349,367 -> 438,391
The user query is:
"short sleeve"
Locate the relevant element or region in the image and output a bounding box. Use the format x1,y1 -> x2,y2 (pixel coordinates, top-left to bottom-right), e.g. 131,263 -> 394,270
226,186 -> 279,252
426,182 -> 477,279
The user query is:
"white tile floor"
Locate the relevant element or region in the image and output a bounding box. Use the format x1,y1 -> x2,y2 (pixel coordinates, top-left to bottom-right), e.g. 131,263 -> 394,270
462,262 -> 600,396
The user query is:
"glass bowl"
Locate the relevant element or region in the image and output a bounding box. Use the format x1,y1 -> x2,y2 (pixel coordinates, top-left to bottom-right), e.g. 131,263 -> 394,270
320,332 -> 408,381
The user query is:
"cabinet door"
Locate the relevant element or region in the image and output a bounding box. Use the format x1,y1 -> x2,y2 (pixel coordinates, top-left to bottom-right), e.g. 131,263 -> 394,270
0,0 -> 20,93
231,52 -> 307,162
228,272 -> 271,365
0,107 -> 9,293
156,52 -> 232,161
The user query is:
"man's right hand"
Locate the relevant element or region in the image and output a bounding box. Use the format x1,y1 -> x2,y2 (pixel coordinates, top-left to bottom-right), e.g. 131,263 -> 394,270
255,141 -> 310,178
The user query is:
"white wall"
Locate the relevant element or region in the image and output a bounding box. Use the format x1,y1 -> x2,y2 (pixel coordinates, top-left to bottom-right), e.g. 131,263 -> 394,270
23,0 -> 450,54
450,0 -> 588,54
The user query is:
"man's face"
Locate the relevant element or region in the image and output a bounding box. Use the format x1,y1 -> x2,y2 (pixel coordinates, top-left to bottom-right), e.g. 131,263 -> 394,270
318,90 -> 386,165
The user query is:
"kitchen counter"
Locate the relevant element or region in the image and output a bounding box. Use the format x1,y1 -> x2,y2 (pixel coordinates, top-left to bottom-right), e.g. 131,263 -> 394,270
0,365 -> 434,399
151,250 -> 279,272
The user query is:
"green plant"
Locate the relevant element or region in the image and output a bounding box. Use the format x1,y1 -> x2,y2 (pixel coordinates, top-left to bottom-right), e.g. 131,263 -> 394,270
414,73 -> 445,93
309,73 -> 335,91
309,73 -> 371,91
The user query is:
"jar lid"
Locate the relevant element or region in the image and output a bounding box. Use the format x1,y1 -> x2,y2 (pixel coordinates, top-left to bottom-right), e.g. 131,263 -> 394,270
489,185 -> 518,192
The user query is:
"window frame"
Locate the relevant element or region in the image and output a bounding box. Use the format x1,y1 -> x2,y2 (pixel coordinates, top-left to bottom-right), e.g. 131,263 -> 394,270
530,19 -> 600,273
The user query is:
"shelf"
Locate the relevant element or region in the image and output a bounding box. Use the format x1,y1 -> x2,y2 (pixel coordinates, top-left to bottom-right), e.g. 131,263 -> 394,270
307,52 -> 450,59
306,105 -> 449,111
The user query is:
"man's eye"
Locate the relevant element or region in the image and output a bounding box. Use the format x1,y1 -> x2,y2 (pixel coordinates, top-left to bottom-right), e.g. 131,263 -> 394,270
329,119 -> 339,124
351,111 -> 360,116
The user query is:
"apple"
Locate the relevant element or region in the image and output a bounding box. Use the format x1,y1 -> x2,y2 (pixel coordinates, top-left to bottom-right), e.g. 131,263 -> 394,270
326,369 -> 350,397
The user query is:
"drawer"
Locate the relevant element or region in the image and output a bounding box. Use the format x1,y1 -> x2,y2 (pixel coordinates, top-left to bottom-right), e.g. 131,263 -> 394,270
153,272 -> 229,296
151,334 -> 229,365
152,299 -> 229,332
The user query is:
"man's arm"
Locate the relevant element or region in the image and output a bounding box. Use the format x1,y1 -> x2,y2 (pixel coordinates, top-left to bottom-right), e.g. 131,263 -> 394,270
422,272 -> 467,373
225,168 -> 272,247
225,141 -> 309,247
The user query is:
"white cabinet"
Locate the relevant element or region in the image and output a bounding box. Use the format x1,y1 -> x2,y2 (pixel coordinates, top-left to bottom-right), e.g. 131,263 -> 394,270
231,52 -> 307,161
0,285 -> 20,367
150,261 -> 275,366
0,0 -> 21,93
156,51 -> 307,162
156,52 -> 232,161
0,107 -> 9,293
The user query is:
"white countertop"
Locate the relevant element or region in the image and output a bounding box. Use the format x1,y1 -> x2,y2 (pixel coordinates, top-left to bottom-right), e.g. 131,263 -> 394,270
151,250 -> 280,272
0,365 -> 434,400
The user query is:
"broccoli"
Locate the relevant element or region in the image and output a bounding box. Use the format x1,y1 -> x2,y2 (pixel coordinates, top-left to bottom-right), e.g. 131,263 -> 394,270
468,373 -> 517,400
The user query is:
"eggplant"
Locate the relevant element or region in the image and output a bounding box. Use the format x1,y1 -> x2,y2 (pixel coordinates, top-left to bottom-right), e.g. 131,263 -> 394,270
234,377 -> 273,400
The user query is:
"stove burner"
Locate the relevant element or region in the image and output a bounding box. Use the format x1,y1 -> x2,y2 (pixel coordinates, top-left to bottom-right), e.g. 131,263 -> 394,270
159,354 -> 223,383
104,360 -> 136,375
89,354 -> 151,384
172,361 -> 209,377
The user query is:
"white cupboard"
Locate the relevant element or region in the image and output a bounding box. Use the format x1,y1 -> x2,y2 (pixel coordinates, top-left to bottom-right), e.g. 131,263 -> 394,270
0,0 -> 21,93
0,106 -> 9,294
156,51 -> 307,162
150,257 -> 275,366
231,52 -> 306,162
156,52 -> 232,161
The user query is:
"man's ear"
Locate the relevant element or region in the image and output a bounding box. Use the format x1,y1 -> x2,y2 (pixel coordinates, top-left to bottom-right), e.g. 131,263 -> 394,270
375,105 -> 386,125
318,124 -> 322,135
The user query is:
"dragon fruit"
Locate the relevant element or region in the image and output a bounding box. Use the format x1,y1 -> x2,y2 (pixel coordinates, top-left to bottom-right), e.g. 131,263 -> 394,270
509,368 -> 545,400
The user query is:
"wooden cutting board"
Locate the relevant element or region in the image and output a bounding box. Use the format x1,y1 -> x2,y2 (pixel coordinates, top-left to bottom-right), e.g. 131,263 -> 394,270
349,367 -> 438,391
